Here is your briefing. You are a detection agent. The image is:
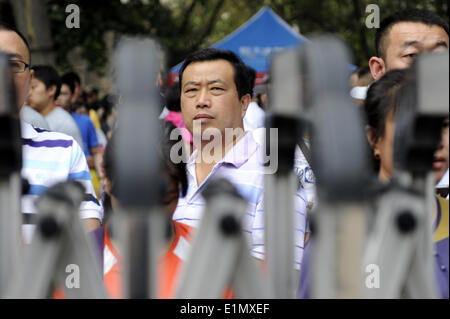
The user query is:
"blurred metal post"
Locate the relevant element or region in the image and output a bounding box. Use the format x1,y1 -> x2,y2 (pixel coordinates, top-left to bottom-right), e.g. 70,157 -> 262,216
0,52 -> 22,298
6,181 -> 107,298
302,36 -> 370,298
114,37 -> 166,299
264,49 -> 304,298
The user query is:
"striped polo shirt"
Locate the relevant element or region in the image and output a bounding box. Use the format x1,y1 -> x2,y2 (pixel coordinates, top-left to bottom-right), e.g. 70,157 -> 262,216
21,121 -> 103,242
172,129 -> 308,270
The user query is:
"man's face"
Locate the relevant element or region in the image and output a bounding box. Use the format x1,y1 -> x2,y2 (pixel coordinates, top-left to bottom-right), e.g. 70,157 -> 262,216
56,83 -> 72,111
370,22 -> 449,80
373,110 -> 396,182
28,78 -> 53,113
180,59 -> 249,138
0,30 -> 33,109
385,22 -> 448,70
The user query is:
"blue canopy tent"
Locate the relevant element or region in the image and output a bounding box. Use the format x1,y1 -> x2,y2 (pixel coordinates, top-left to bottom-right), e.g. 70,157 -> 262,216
168,6 -> 309,85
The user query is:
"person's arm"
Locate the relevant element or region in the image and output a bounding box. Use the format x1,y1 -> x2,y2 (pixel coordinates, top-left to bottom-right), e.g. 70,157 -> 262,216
304,231 -> 311,245
84,217 -> 101,231
91,145 -> 104,182
69,139 -> 103,231
86,118 -> 104,183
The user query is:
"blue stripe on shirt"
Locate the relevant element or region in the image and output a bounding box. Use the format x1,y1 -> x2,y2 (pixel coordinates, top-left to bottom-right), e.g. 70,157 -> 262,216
28,184 -> 49,195
22,138 -> 73,148
84,193 -> 100,206
69,171 -> 92,181
33,127 -> 50,133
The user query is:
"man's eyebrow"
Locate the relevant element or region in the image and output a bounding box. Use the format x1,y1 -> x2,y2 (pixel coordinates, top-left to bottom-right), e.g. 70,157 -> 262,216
182,79 -> 226,87
433,40 -> 449,49
400,40 -> 449,50
9,53 -> 25,60
400,40 -> 420,48
183,80 -> 199,87
208,79 -> 226,85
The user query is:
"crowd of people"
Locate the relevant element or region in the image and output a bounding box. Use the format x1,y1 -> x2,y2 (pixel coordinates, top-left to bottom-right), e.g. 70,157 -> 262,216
0,7 -> 448,299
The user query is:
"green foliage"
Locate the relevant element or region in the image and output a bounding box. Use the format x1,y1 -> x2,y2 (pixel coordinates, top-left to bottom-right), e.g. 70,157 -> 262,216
37,0 -> 450,72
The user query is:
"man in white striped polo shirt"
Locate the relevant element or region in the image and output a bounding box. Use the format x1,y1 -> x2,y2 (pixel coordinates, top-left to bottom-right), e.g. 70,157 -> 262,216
173,48 -> 308,270
0,24 -> 103,243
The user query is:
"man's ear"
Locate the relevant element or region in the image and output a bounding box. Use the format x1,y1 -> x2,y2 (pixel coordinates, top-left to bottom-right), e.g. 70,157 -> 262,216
47,84 -> 57,100
24,69 -> 34,105
369,56 -> 386,81
240,93 -> 251,117
365,125 -> 378,150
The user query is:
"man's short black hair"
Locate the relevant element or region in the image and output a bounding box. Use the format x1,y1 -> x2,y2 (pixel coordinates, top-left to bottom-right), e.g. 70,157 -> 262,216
0,23 -> 31,64
375,9 -> 449,59
31,65 -> 61,100
245,65 -> 256,98
179,48 -> 251,99
165,84 -> 181,112
61,73 -> 75,95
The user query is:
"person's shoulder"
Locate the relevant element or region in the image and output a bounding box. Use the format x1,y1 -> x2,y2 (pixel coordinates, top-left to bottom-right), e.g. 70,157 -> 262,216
71,112 -> 93,127
434,195 -> 449,243
46,107 -> 71,122
20,106 -> 50,130
437,195 -> 449,211
49,106 -> 72,118
72,112 -> 91,121
22,121 -> 77,143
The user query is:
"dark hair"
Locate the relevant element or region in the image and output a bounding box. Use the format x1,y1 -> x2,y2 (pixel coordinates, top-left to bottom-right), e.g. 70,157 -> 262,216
61,73 -> 75,95
89,88 -> 98,96
71,101 -> 87,113
100,94 -> 117,116
178,48 -> 251,99
161,122 -> 188,200
352,65 -> 373,87
363,69 -> 408,141
355,66 -> 371,78
245,65 -> 256,97
0,23 -> 31,64
31,65 -> 61,100
62,71 -> 81,87
102,132 -> 116,222
164,84 -> 181,112
376,9 -> 449,59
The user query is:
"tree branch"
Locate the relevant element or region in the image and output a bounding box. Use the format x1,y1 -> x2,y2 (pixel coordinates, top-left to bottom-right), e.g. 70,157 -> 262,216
189,0 -> 226,50
178,0 -> 199,35
352,0 -> 370,64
